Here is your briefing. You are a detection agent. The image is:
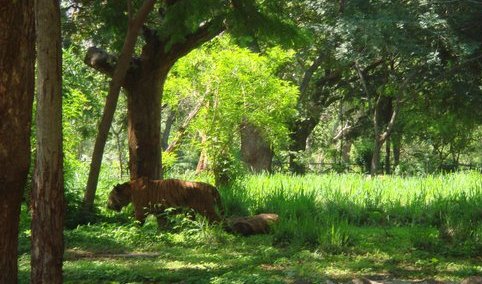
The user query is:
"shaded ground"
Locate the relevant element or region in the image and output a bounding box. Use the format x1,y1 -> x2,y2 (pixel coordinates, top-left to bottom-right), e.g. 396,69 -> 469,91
17,222 -> 481,283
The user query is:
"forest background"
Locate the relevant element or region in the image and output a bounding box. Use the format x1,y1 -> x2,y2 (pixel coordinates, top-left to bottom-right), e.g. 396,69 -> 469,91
1,0 -> 481,283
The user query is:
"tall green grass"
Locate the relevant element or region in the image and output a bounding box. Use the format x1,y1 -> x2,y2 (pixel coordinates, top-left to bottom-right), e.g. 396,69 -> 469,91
219,172 -> 482,252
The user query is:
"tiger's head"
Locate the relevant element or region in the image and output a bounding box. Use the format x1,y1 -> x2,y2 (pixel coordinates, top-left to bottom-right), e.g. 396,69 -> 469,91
107,182 -> 132,212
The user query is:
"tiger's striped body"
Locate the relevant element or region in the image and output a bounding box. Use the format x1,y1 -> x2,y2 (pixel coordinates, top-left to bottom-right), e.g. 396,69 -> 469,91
107,177 -> 222,225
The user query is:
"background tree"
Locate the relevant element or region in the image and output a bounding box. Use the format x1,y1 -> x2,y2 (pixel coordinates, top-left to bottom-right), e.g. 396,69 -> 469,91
275,0 -> 481,175
163,37 -> 298,185
0,1 -> 35,283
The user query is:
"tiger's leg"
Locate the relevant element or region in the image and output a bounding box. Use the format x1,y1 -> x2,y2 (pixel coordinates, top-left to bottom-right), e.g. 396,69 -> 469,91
156,215 -> 169,230
134,207 -> 147,226
203,208 -> 221,222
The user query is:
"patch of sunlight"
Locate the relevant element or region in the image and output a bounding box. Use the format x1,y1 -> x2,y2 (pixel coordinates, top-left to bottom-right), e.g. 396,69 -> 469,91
163,259 -> 221,270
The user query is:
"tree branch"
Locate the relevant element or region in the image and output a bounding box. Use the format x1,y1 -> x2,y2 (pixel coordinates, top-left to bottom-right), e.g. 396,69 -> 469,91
84,47 -> 117,77
379,96 -> 398,144
166,20 -> 225,62
300,52 -> 324,95
378,67 -> 419,144
355,60 -> 371,97
165,94 -> 206,153
332,122 -> 353,141
84,47 -> 141,81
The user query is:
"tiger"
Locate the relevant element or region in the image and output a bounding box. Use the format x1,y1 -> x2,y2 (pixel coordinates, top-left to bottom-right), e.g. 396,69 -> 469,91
107,177 -> 223,226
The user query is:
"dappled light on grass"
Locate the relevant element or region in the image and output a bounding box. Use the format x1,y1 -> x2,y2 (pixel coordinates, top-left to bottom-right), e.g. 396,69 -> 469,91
17,172 -> 482,282
17,225 -> 482,283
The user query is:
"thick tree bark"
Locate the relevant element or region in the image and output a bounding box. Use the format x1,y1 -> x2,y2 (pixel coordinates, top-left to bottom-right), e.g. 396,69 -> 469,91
382,98 -> 393,174
240,122 -> 274,172
371,139 -> 382,176
370,101 -> 400,176
83,0 -> 155,213
354,61 -> 400,177
31,0 -> 64,281
0,2 -> 35,282
370,96 -> 383,176
125,62 -> 168,180
371,94 -> 400,176
124,21 -> 222,180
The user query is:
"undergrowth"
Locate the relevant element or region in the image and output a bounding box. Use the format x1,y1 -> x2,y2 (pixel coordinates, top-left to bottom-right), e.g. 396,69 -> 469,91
17,171 -> 482,282
220,171 -> 482,255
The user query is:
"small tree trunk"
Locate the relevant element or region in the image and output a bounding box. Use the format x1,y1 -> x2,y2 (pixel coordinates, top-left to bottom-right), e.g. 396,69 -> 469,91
111,126 -> 125,178
240,121 -> 273,173
370,97 -> 382,176
385,137 -> 391,174
196,132 -> 209,173
161,108 -> 176,150
165,96 -> 205,154
371,139 -> 382,176
342,140 -> 352,163
196,151 -> 209,173
0,1 -> 35,283
31,0 -> 64,281
393,134 -> 401,168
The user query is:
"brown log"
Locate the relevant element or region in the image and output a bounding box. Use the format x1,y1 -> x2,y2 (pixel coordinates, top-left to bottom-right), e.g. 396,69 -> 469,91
226,213 -> 279,236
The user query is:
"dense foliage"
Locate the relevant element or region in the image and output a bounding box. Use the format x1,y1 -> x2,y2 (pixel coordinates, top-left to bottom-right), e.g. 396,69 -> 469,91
6,0 -> 482,282
164,36 -> 298,176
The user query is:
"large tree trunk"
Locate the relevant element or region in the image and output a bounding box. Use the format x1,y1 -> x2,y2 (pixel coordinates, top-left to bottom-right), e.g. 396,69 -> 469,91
240,122 -> 273,172
125,63 -> 168,180
371,94 -> 397,176
82,0 -> 156,213
85,20 -> 222,186
0,1 -> 35,283
123,24 -> 222,180
31,0 -> 64,281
